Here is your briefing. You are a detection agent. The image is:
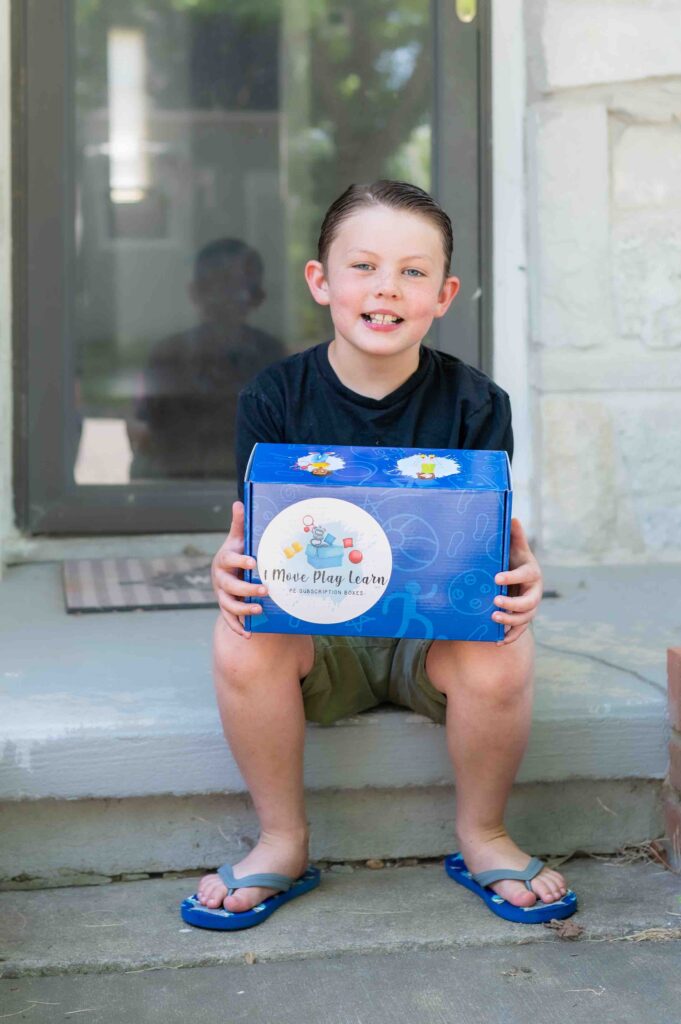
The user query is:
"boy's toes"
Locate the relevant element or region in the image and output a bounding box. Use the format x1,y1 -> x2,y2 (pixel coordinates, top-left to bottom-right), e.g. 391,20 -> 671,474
530,869 -> 567,905
223,887 -> 274,914
197,873 -> 227,907
493,880 -> 537,907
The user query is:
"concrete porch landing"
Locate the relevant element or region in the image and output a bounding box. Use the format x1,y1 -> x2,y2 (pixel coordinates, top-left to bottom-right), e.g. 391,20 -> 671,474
0,563 -> 677,882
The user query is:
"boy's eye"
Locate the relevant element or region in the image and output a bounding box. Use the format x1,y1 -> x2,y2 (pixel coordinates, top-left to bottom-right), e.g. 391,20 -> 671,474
352,263 -> 373,271
403,268 -> 425,277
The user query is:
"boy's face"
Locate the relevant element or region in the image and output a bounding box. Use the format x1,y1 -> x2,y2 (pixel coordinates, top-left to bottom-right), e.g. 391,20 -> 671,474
189,254 -> 263,324
304,205 -> 459,362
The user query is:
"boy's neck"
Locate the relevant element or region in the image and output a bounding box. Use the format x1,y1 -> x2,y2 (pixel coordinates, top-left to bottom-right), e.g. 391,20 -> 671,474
327,337 -> 421,401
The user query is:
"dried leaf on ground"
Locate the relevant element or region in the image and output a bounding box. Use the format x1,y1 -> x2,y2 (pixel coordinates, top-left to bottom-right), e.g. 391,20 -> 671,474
543,918 -> 584,940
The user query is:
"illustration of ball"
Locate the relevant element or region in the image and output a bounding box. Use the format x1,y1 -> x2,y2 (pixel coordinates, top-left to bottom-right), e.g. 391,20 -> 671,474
382,512 -> 439,572
349,549 -> 363,564
448,570 -> 496,616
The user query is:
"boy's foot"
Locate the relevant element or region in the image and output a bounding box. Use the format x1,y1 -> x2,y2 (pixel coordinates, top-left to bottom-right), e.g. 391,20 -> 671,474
197,829 -> 310,914
457,827 -> 568,907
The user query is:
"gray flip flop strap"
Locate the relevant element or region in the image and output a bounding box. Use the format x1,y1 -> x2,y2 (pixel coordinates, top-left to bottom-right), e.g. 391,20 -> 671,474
217,863 -> 296,897
472,857 -> 546,893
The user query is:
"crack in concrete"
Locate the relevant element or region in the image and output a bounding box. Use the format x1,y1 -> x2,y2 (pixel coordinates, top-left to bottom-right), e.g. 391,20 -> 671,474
535,641 -> 666,695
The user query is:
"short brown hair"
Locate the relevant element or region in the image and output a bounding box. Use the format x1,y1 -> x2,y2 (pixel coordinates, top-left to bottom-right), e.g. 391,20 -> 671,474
317,180 -> 453,277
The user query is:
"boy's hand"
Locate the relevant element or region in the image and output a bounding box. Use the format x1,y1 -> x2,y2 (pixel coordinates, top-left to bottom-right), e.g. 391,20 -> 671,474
211,501 -> 267,638
492,518 -> 543,646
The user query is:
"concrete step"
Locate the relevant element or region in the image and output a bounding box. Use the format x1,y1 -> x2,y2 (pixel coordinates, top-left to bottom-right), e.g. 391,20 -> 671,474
1,564 -> 677,883
1,858 -> 680,978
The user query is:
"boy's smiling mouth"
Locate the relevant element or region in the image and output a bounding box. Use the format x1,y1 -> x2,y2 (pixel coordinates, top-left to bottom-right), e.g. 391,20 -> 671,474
361,310 -> 404,328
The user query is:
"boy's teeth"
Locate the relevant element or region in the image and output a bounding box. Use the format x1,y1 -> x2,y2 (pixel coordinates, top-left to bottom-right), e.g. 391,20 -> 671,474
365,313 -> 400,324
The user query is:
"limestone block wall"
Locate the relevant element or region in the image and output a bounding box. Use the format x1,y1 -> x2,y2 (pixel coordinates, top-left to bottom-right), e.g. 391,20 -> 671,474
527,0 -> 681,562
0,0 -> 12,576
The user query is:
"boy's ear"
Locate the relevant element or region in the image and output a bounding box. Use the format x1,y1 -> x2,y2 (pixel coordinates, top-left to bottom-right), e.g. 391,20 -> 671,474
304,260 -> 331,306
433,275 -> 461,319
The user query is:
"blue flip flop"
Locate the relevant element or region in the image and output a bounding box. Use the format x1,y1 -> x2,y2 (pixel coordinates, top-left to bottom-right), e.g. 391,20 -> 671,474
180,864 -> 321,931
445,852 -> 578,924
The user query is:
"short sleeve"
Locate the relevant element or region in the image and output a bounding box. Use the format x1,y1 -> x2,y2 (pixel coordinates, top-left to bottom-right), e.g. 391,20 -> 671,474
235,389 -> 285,500
463,387 -> 514,463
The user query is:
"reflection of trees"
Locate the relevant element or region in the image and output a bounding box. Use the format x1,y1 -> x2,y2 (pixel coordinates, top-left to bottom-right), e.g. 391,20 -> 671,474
77,0 -> 430,191
75,0 -> 432,346
309,1 -> 430,202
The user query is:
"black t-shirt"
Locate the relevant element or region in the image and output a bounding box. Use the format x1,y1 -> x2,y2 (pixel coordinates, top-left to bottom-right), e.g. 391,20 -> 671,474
235,341 -> 513,499
130,322 -> 285,480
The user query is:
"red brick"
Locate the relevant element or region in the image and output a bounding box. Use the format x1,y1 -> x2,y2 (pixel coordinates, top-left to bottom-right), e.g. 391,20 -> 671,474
670,729 -> 681,794
663,788 -> 681,872
669,648 -> 681,731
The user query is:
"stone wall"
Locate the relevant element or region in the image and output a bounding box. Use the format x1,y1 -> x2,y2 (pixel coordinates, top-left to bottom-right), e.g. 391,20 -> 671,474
0,0 -> 12,575
527,0 -> 681,562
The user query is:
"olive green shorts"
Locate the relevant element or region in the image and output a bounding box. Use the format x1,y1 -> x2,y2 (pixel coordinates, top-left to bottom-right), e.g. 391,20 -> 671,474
300,636 -> 447,726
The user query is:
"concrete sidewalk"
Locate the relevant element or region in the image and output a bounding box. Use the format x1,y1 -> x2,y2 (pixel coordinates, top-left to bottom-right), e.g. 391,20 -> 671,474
2,942 -> 681,1024
1,857 -> 680,1022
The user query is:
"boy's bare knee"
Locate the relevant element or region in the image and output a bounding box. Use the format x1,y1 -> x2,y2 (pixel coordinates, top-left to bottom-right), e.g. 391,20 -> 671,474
428,630 -> 533,702
213,616 -> 313,686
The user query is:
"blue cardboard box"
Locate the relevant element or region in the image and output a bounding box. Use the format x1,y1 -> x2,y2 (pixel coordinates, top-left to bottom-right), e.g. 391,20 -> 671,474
244,444 -> 512,642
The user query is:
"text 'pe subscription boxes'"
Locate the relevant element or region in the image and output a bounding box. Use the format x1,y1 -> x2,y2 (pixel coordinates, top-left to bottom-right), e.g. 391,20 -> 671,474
244,444 -> 512,642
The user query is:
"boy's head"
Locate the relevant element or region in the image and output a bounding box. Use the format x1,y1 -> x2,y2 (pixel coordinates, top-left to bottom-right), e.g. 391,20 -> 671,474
305,180 -> 460,361
190,238 -> 266,323
317,180 -> 453,281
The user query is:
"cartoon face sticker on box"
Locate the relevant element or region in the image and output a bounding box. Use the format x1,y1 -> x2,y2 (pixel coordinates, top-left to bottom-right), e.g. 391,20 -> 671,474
295,451 -> 345,477
257,497 -> 392,624
396,453 -> 461,481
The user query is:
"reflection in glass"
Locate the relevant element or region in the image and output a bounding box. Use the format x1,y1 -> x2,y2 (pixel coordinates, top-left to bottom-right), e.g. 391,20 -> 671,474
72,1 -> 432,486
128,239 -> 284,479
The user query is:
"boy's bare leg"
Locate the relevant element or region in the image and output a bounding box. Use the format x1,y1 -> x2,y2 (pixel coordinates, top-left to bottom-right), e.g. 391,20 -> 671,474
426,630 -> 569,907
198,618 -> 315,913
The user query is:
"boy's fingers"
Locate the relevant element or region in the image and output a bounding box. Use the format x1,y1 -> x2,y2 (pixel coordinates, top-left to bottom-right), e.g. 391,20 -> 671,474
492,608 -> 534,627
221,595 -> 263,616
495,561 -> 541,587
509,518 -> 534,558
215,569 -> 266,598
493,592 -> 538,613
216,550 -> 256,573
497,622 -> 529,646
228,500 -> 245,530
219,607 -> 251,638
215,594 -> 245,632
217,601 -> 255,637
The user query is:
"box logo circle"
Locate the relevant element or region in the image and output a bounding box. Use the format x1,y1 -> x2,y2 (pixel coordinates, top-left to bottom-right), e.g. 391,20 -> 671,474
257,497 -> 392,624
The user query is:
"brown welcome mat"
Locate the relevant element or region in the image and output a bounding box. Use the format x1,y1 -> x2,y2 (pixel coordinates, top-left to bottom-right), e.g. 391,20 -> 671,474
63,557 -> 217,613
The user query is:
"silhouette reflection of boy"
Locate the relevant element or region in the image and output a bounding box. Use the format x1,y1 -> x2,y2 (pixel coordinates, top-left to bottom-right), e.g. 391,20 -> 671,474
129,239 -> 285,480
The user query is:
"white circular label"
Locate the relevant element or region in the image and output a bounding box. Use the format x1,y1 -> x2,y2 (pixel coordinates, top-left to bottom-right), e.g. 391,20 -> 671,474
257,497 -> 392,624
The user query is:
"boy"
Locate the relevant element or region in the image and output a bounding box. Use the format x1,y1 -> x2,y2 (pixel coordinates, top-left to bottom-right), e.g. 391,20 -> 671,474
185,181 -> 575,928
128,238 -> 284,480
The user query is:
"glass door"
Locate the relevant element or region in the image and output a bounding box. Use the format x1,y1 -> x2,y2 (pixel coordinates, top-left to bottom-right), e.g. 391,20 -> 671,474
19,0 -> 489,532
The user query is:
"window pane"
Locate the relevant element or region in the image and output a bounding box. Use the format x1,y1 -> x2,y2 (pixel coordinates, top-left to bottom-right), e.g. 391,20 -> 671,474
72,0 -> 432,486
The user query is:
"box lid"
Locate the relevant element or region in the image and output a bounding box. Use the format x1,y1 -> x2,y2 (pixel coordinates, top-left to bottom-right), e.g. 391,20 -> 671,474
245,444 -> 511,491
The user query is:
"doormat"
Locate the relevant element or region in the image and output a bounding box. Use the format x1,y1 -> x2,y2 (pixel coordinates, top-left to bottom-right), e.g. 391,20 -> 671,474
63,556 -> 217,613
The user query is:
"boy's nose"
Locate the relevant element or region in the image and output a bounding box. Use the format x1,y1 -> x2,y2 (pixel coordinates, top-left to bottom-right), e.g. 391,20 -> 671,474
375,275 -> 401,298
